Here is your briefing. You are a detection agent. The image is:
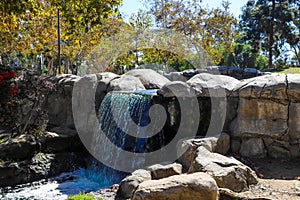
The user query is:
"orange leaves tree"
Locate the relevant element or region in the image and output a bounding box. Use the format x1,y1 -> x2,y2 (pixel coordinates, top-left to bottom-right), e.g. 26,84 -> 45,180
0,0 -> 122,74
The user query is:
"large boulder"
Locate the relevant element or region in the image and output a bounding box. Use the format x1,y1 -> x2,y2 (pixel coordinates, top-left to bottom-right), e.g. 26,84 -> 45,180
125,69 -> 170,89
0,152 -> 84,187
287,74 -> 300,142
157,81 -> 195,97
72,74 -> 101,149
164,72 -> 187,82
47,73 -> 118,129
235,73 -> 288,100
95,72 -> 120,111
234,98 -> 289,137
0,134 -> 37,160
116,169 -> 151,200
46,74 -> 81,128
188,146 -> 258,192
132,172 -> 219,200
233,74 -> 289,138
147,163 -> 182,180
187,73 -> 240,97
108,74 -> 145,91
177,133 -> 230,171
38,128 -> 82,153
287,74 -> 300,101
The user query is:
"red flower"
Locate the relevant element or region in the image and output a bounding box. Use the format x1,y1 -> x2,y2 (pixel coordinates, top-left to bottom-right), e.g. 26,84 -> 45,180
8,85 -> 18,96
0,81 -> 5,85
3,72 -> 10,78
10,71 -> 17,77
0,75 -> 4,80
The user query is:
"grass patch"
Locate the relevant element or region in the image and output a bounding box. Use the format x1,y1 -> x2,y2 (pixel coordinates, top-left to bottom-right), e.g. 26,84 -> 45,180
267,67 -> 300,74
0,134 -> 10,144
67,193 -> 102,200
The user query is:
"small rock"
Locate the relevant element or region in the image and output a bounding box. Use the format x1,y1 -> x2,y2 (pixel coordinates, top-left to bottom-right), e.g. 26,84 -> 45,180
147,163 -> 182,179
116,169 -> 151,200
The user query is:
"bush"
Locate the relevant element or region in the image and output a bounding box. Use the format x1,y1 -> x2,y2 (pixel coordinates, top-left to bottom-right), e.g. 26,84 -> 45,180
0,64 -> 18,105
0,67 -> 56,137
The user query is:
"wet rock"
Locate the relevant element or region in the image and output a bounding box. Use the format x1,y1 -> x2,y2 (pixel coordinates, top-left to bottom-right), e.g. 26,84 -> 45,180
0,152 -> 84,187
132,172 -> 219,200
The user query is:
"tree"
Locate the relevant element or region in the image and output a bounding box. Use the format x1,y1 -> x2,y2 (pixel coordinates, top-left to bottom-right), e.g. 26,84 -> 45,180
145,0 -> 237,66
240,0 -> 299,69
0,0 -> 122,74
128,9 -> 152,66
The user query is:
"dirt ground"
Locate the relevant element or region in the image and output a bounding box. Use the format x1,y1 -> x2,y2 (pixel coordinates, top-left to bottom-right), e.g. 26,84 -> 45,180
233,157 -> 300,200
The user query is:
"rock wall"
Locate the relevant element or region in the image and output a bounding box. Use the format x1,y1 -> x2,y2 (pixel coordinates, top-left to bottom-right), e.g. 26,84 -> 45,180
46,70 -> 300,159
232,74 -> 300,158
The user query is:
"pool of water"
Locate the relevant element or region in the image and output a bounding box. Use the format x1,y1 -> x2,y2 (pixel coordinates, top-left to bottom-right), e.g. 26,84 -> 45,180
134,89 -> 157,95
0,164 -> 127,200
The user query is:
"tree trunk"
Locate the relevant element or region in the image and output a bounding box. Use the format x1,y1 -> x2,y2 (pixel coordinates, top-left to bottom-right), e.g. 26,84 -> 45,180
292,46 -> 300,66
268,0 -> 275,69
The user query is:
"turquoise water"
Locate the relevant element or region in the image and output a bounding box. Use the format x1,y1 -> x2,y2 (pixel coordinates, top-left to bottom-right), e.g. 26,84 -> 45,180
0,162 -> 127,200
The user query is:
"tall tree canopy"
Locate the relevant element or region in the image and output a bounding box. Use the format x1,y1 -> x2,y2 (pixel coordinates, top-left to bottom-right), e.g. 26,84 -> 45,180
240,0 -> 299,68
0,0 -> 122,74
145,0 -> 237,66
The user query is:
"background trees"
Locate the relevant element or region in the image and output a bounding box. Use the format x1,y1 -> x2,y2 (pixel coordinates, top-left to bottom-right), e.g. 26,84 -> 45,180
239,0 -> 299,68
0,0 -> 299,75
0,0 -> 121,74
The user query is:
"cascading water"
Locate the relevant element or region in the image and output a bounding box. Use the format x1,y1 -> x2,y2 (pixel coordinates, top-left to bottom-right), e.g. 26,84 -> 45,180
93,89 -> 165,172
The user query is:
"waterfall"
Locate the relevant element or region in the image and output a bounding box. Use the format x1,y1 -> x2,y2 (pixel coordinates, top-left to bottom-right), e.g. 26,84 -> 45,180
93,90 -> 165,173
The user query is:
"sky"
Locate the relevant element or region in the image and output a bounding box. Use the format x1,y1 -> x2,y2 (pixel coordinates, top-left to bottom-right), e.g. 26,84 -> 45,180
120,0 -> 249,21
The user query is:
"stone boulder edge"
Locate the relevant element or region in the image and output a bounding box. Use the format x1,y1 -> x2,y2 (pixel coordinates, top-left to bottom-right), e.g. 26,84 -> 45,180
147,162 -> 182,180
177,133 -> 230,171
188,146 -> 258,192
187,73 -> 240,97
157,81 -> 195,97
108,74 -> 145,92
132,172 -> 219,200
125,69 -> 170,89
116,169 -> 151,200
